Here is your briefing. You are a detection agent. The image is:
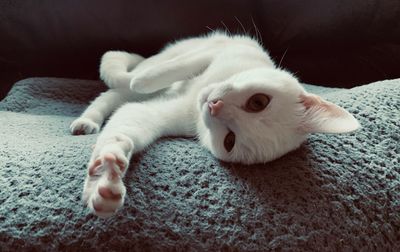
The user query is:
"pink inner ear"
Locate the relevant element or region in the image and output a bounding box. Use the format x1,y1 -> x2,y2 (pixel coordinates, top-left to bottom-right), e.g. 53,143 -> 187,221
300,94 -> 343,117
300,94 -> 323,110
298,93 -> 360,134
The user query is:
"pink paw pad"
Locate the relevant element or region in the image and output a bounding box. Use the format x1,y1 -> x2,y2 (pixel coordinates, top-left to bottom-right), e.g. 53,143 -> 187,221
98,186 -> 122,200
88,159 -> 102,176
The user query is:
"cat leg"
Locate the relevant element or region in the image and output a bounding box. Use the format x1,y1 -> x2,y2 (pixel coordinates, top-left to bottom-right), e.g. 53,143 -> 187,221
82,98 -> 194,217
81,104 -> 154,217
70,88 -> 133,135
130,47 -> 216,94
100,51 -> 145,89
82,132 -> 133,218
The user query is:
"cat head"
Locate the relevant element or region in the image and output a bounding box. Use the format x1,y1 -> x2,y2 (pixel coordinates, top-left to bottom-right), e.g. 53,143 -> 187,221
197,68 -> 360,164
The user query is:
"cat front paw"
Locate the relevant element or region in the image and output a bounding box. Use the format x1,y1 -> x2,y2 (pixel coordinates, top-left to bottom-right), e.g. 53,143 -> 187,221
130,69 -> 163,94
70,117 -> 100,135
83,153 -> 128,218
130,75 -> 151,94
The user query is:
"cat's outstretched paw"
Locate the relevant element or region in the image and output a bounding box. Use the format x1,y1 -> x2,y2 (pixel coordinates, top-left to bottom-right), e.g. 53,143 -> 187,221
83,152 -> 128,218
70,118 -> 100,135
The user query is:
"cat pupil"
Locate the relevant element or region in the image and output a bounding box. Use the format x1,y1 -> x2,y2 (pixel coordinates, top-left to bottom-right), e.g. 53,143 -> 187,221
224,131 -> 235,152
254,100 -> 263,108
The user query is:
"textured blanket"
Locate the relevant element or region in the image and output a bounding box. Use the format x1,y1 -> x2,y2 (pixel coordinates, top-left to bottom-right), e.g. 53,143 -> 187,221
0,78 -> 399,251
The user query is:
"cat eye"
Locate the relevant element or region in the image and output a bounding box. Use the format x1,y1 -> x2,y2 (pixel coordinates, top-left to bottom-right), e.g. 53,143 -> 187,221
224,131 -> 235,152
245,93 -> 270,112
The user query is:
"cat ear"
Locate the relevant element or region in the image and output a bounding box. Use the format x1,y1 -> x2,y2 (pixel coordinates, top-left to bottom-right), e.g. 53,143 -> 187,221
298,93 -> 360,134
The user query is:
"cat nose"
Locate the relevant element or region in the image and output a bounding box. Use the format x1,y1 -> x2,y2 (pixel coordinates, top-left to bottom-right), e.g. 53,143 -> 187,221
208,100 -> 224,116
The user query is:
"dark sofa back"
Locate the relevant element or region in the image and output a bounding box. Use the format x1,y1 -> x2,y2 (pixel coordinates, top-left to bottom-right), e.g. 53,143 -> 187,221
1,0 -> 400,99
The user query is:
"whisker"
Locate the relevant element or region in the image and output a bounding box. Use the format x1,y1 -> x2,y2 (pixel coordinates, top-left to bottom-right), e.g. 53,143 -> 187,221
205,26 -> 215,32
221,20 -> 231,35
278,47 -> 289,69
251,16 -> 263,45
234,16 -> 246,35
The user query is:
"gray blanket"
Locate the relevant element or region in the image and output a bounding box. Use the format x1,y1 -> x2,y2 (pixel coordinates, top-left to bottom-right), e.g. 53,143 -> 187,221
0,78 -> 399,251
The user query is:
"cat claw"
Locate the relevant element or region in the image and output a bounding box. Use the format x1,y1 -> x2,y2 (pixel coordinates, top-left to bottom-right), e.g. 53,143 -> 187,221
83,152 -> 128,218
70,117 -> 100,135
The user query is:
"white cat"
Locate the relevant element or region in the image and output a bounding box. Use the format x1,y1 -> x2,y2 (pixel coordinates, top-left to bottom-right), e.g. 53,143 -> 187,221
70,32 -> 359,217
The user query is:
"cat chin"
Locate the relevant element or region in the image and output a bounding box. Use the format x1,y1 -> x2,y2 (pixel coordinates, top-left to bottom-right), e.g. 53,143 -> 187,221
200,102 -> 213,129
197,87 -> 212,111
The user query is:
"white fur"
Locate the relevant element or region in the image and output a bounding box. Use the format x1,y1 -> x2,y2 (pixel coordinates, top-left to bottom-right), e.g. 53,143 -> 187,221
71,32 -> 360,217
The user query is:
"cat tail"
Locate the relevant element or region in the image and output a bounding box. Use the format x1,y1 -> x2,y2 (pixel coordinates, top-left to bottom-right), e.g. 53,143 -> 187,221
100,51 -> 144,89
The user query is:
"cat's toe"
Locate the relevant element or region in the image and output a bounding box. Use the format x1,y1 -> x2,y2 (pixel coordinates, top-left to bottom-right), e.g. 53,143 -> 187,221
70,118 -> 100,135
84,152 -> 128,217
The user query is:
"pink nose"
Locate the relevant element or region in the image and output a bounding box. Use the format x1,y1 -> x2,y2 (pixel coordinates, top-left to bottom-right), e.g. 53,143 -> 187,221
208,100 -> 224,116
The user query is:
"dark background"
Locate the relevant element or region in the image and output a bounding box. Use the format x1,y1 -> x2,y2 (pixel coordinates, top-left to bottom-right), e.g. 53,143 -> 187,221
1,0 -> 400,100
